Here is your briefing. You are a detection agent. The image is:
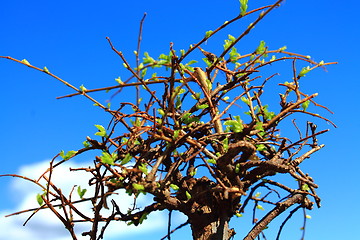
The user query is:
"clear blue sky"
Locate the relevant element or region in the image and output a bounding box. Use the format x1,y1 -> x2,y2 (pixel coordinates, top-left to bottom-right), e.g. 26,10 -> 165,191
0,0 -> 359,239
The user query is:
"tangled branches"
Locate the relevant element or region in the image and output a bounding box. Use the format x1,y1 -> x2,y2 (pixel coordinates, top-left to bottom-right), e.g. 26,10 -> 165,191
1,1 -> 336,239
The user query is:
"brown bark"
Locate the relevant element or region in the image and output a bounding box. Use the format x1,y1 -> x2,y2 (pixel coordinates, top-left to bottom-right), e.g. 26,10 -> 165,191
190,212 -> 235,240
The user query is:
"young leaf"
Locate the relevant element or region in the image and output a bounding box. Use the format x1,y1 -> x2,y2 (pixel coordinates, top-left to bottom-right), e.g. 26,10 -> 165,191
224,116 -> 243,133
79,84 -> 87,92
240,0 -> 248,16
138,163 -> 148,175
205,30 -> 213,38
301,183 -> 310,191
256,144 -> 267,151
170,184 -> 179,191
189,168 -> 197,176
298,66 -> 311,77
301,100 -> 310,111
235,163 -> 240,173
115,77 -> 123,84
186,191 -> 192,200
94,124 -> 107,137
132,183 -> 145,191
222,138 -> 229,152
196,103 -> 209,110
256,40 -> 266,54
120,153 -> 132,165
191,92 -> 202,100
21,59 -> 31,65
278,46 -> 287,52
157,108 -> 165,116
256,204 -> 265,210
60,150 -> 78,160
82,140 -> 90,148
36,193 -> 44,206
100,152 -> 116,165
139,212 -> 149,224
143,52 -> 155,64
207,159 -> 217,164
77,186 -> 87,199
43,66 -> 50,73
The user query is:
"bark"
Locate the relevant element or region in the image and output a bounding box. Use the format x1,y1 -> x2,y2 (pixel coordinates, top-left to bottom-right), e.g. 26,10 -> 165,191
189,210 -> 235,240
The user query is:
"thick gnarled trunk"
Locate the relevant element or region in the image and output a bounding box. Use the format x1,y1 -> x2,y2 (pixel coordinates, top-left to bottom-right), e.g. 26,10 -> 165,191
189,211 -> 235,240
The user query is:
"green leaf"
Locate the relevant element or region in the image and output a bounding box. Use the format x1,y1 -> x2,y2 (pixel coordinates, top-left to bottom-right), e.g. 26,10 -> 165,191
94,124 -> 107,137
77,186 -> 87,199
138,163 -> 148,175
60,150 -> 78,160
120,153 -> 132,165
235,163 -> 240,173
223,35 -> 236,50
186,191 -> 192,200
82,140 -> 90,148
196,103 -> 209,110
222,138 -> 229,152
173,130 -> 180,140
255,122 -> 264,131
298,66 -> 311,77
301,100 -> 310,111
207,159 -> 217,164
100,152 -> 117,165
191,92 -> 202,100
240,0 -> 248,16
228,34 -> 236,42
170,184 -> 179,191
79,84 -> 87,92
115,77 -> 123,84
143,52 -> 155,64
256,204 -> 265,210
189,168 -> 197,177
301,183 -> 310,191
256,40 -> 266,54
132,183 -> 145,191
36,193 -> 44,206
224,116 -> 243,133
21,59 -> 31,65
157,108 -> 165,116
139,212 -> 148,224
278,46 -> 287,52
235,213 -> 243,217
205,30 -> 213,38
241,96 -> 251,105
141,68 -> 147,78
229,47 -> 241,62
181,113 -> 199,125
175,96 -> 182,109
43,66 -> 50,73
256,144 -> 267,151
254,192 -> 261,198
306,215 -> 312,219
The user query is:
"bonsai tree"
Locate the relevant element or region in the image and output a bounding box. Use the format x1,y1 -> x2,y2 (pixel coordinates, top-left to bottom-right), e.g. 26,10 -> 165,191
1,0 -> 336,239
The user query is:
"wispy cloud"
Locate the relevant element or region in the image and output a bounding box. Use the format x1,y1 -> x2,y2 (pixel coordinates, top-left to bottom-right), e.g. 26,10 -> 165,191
0,160 -> 185,240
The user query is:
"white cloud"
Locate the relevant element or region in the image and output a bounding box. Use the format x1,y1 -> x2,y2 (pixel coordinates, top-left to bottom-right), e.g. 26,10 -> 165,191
0,160 -> 187,240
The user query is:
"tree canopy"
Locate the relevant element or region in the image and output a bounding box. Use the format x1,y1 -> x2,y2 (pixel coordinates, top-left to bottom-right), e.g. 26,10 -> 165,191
0,0 -> 336,239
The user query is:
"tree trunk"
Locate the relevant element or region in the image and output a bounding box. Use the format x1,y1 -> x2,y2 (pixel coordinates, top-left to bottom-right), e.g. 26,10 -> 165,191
189,210 -> 235,240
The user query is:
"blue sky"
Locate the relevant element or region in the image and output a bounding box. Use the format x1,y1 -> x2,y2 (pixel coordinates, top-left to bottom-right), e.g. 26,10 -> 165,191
0,0 -> 359,239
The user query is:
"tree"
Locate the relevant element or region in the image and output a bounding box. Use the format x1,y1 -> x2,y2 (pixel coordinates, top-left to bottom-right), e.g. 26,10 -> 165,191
1,0 -> 336,239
